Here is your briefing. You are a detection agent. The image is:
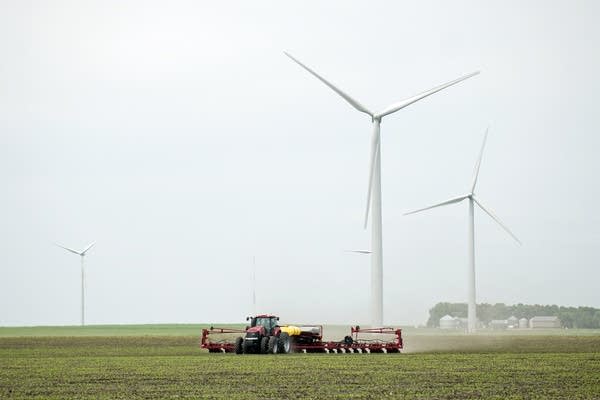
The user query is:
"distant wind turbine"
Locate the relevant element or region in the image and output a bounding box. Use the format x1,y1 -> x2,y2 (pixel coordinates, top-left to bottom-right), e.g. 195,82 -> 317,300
55,241 -> 96,326
285,51 -> 479,327
404,129 -> 521,333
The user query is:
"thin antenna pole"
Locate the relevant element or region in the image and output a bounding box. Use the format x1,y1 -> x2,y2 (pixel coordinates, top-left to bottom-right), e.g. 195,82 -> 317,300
252,256 -> 256,315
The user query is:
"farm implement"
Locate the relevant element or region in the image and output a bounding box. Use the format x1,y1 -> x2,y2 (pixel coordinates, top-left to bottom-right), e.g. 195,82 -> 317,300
200,314 -> 403,354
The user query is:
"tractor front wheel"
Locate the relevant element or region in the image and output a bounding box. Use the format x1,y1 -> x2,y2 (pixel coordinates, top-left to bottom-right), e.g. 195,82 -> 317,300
234,337 -> 243,354
242,339 -> 253,354
268,336 -> 279,354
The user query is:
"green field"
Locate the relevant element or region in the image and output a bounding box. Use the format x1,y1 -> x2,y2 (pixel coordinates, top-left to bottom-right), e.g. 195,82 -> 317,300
0,324 -> 212,337
0,325 -> 599,399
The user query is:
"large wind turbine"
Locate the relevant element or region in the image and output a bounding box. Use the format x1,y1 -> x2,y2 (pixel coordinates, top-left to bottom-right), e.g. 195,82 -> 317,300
55,242 -> 96,326
285,52 -> 479,327
404,129 -> 521,333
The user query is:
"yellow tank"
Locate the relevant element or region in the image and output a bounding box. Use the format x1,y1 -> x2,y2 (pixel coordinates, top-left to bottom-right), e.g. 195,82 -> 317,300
280,325 -> 302,336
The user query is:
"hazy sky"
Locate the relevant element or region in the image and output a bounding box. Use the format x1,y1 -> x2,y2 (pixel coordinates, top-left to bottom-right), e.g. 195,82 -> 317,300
1,0 -> 598,326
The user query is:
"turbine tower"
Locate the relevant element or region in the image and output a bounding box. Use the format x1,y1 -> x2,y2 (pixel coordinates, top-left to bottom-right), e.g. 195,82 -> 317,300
404,129 -> 521,333
55,242 -> 96,326
285,52 -> 479,327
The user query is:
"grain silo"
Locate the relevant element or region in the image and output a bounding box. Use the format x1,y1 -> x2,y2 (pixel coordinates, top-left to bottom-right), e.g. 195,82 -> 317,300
507,316 -> 518,328
518,318 -> 528,329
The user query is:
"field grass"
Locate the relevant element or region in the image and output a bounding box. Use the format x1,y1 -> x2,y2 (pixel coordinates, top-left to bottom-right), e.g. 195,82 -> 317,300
0,326 -> 599,399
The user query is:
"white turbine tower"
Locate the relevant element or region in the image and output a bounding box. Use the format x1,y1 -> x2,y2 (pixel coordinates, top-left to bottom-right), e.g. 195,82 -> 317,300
55,242 -> 96,326
404,129 -> 521,333
285,52 -> 479,327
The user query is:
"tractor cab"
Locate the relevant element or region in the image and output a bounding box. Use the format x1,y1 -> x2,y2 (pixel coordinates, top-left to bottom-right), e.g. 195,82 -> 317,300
249,315 -> 279,336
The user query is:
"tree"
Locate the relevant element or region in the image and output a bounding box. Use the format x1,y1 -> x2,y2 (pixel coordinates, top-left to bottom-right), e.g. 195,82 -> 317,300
427,302 -> 600,328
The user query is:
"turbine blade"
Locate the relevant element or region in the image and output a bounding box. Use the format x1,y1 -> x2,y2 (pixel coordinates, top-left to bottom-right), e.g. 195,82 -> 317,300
345,250 -> 372,254
364,124 -> 381,229
404,194 -> 469,216
54,243 -> 81,255
376,71 -> 480,119
81,242 -> 96,255
284,52 -> 373,117
470,127 -> 489,193
472,196 -> 522,245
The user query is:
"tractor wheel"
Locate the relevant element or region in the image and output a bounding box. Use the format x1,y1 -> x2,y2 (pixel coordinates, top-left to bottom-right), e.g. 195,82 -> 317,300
268,336 -> 279,354
234,337 -> 243,354
242,339 -> 253,354
260,336 -> 269,354
278,332 -> 292,354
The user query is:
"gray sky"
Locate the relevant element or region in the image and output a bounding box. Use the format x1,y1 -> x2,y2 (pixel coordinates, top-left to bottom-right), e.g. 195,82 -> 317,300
1,0 -> 598,326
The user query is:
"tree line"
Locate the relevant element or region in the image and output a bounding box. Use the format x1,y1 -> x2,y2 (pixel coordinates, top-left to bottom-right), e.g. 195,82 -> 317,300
427,302 -> 600,328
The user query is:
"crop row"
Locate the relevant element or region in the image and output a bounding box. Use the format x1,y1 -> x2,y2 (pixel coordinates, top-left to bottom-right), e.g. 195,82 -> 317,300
0,336 -> 599,399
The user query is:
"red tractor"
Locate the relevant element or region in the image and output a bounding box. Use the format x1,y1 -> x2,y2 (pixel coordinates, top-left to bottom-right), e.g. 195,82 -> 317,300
235,314 -> 290,354
201,315 -> 402,354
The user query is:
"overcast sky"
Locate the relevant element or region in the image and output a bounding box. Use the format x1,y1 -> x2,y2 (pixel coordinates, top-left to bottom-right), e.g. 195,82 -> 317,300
1,1 -> 598,326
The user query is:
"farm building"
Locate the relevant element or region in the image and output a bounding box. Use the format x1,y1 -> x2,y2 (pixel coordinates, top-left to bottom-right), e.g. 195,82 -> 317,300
529,316 -> 561,328
507,316 -> 518,328
439,315 -> 459,329
490,320 -> 509,330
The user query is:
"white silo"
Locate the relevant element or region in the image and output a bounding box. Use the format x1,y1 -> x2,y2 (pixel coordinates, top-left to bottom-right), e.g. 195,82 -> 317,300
518,318 -> 528,329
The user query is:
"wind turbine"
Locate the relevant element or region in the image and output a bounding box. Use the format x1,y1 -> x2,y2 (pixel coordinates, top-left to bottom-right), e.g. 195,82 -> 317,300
55,241 -> 96,326
404,129 -> 521,333
285,51 -> 479,327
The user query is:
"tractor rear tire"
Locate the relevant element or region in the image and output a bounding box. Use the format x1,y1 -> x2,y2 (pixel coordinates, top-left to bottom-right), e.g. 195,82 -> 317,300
268,336 -> 279,354
234,337 -> 243,354
260,336 -> 269,354
278,332 -> 292,354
